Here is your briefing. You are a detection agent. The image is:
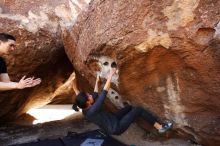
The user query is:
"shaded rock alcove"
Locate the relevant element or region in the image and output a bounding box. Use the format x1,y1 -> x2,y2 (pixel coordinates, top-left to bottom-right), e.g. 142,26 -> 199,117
0,0 -> 91,122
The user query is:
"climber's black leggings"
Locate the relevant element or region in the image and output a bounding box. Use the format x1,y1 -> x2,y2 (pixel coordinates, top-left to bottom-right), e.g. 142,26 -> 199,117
113,105 -> 158,135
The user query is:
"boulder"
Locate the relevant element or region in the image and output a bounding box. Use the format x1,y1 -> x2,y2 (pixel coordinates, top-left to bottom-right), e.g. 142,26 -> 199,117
0,0 -> 90,121
63,0 -> 220,145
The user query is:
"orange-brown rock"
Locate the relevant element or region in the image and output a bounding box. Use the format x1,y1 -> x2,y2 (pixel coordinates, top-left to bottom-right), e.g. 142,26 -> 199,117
0,0 -> 219,145
63,0 -> 220,145
0,0 -> 91,122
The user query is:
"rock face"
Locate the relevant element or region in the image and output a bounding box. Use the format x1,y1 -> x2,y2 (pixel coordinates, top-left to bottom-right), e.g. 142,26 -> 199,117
0,0 -> 219,145
0,0 -> 91,122
63,0 -> 220,145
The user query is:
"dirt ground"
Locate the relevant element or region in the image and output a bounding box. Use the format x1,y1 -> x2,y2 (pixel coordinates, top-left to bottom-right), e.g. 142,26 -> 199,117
0,113 -> 198,146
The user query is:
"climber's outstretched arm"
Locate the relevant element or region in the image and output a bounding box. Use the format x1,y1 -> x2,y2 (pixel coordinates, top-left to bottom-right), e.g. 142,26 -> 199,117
94,74 -> 100,93
72,72 -> 80,95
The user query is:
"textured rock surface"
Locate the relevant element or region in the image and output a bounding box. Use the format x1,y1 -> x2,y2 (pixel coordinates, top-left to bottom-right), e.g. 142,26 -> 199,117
63,0 -> 220,145
0,0 -> 90,121
0,0 -> 219,145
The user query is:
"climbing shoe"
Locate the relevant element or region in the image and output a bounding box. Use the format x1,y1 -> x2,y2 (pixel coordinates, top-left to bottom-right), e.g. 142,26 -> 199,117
158,122 -> 173,133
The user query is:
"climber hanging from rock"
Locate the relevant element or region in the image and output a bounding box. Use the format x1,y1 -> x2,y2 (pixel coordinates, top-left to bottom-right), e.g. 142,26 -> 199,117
0,33 -> 41,91
72,65 -> 173,135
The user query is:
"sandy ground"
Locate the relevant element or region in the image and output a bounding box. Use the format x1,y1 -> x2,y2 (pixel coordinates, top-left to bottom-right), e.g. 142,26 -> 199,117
0,112 -> 199,146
